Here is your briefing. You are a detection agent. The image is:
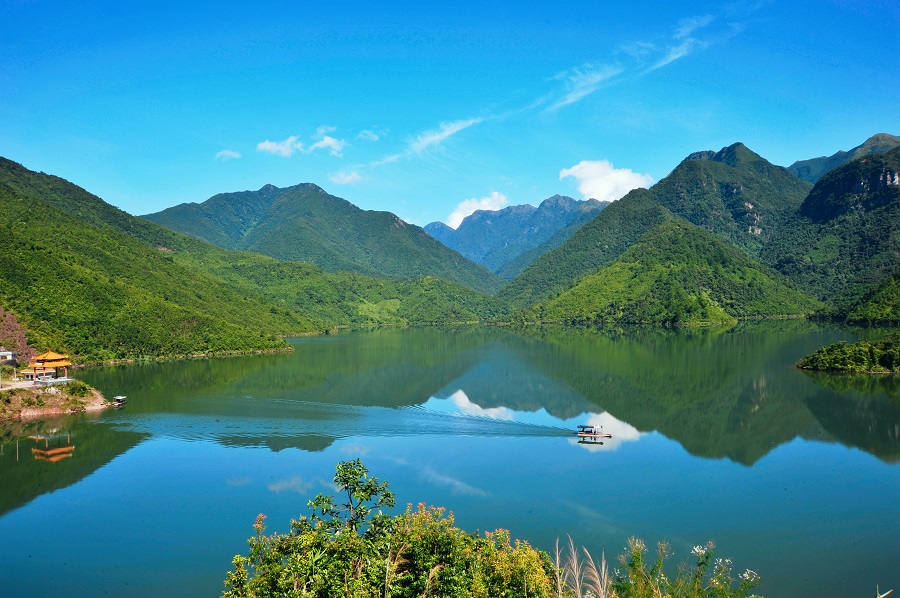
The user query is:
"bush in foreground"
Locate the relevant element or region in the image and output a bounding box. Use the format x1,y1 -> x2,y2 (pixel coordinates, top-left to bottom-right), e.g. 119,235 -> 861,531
223,459 -> 762,597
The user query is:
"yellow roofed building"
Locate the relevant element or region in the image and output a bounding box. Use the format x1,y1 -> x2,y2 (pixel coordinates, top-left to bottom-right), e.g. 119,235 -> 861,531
22,351 -> 73,382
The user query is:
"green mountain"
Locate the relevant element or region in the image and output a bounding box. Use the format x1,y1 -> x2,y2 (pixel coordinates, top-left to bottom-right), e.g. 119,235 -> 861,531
788,133 -> 900,183
143,184 -> 501,294
761,146 -> 900,309
0,159 -> 316,361
0,157 -> 510,361
424,195 -> 607,276
650,142 -> 812,257
498,188 -> 671,309
522,220 -> 822,325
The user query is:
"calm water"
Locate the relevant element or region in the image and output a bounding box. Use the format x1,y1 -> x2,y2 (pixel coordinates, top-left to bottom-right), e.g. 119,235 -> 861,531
1,323 -> 898,597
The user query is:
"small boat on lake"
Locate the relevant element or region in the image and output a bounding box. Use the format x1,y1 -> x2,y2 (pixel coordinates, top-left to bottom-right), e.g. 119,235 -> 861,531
112,396 -> 127,408
575,424 -> 612,439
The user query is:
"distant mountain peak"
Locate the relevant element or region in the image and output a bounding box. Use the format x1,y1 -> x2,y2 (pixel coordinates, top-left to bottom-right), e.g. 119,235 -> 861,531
788,133 -> 900,183
685,143 -> 759,168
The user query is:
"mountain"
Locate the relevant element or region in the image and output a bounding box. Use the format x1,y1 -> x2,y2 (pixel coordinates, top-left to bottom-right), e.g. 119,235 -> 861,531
143,184 -> 502,294
498,188 -> 673,309
788,133 -> 900,183
0,158 -> 315,361
423,195 -> 608,275
522,219 -> 821,325
0,158 -> 511,361
762,145 -> 900,308
650,142 -> 812,257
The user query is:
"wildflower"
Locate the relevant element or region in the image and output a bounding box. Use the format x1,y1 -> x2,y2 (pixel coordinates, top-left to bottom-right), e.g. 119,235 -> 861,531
691,545 -> 706,557
740,569 -> 760,582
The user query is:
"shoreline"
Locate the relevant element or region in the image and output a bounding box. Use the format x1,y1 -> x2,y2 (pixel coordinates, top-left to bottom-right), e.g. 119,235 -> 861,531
0,381 -> 110,422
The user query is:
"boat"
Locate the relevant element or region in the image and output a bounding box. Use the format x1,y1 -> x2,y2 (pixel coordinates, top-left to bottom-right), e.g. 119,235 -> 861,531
112,395 -> 127,408
575,424 -> 612,439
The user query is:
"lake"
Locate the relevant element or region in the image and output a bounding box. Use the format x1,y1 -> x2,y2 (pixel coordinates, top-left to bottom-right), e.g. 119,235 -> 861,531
1,322 -> 898,597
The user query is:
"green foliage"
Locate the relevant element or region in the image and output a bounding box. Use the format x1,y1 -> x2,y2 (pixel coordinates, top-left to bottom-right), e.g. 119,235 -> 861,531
63,379 -> 90,398
611,538 -> 762,598
650,143 -> 812,258
223,460 -> 555,598
522,220 -> 821,326
500,189 -> 671,309
306,458 -> 395,535
143,183 -> 503,294
761,146 -> 900,309
788,133 -> 900,183
426,196 -> 607,276
797,334 -> 900,373
844,272 -> 900,325
223,460 -> 763,598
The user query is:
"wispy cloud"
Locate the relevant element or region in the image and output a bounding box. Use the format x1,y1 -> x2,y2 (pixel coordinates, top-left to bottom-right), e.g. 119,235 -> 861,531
674,15 -> 715,39
560,160 -> 653,202
648,38 -> 708,71
421,465 -> 489,497
268,475 -> 315,494
215,149 -> 241,161
357,129 -> 380,142
330,170 -> 362,185
548,64 -> 623,111
446,191 -> 508,228
410,118 -> 483,154
647,15 -> 715,72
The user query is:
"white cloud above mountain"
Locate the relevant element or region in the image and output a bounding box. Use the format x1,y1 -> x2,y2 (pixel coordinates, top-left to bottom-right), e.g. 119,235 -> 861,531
446,191 -> 508,228
559,160 -> 653,202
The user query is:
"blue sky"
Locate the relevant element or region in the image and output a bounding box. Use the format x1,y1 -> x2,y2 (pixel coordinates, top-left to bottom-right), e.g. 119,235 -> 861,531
1,1 -> 898,226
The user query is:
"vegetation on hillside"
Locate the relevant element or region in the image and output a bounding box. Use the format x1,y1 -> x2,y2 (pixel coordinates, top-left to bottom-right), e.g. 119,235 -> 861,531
521,220 -> 821,326
143,183 -> 503,294
762,146 -> 900,309
425,195 -> 607,275
224,459 -> 762,598
788,133 -> 900,183
0,157 -> 514,362
499,189 -> 671,309
797,334 -> 900,373
649,143 -> 812,258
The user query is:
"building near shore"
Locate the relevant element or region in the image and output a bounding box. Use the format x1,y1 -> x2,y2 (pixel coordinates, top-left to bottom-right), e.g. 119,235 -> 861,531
21,351 -> 72,382
0,346 -> 16,364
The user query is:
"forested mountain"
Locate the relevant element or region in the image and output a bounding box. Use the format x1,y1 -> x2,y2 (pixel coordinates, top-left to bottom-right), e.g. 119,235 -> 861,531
424,195 -> 607,275
521,220 -> 821,325
498,189 -> 672,309
0,158 -> 510,361
762,146 -> 900,309
788,133 -> 900,183
650,142 -> 812,257
0,158 -> 314,361
143,183 -> 501,294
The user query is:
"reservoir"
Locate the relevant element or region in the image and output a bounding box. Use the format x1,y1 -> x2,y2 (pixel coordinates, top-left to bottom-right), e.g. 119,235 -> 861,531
1,323 -> 898,597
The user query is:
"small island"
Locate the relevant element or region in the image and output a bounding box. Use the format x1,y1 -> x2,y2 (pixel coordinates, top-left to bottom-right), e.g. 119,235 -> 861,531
797,334 -> 900,373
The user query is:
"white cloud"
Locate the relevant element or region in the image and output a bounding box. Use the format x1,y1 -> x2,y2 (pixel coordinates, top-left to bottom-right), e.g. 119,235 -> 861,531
421,465 -> 489,497
648,38 -> 707,71
549,64 -> 623,111
267,475 -> 315,494
316,124 -> 337,136
257,135 -> 302,157
308,135 -> 347,157
446,191 -> 508,229
559,160 -> 653,202
447,389 -> 514,420
410,118 -> 483,154
357,129 -> 380,142
215,149 -> 241,161
330,170 -> 362,185
674,15 -> 714,39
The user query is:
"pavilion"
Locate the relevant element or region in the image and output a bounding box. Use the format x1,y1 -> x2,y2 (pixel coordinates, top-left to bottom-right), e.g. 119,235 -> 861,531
22,351 -> 72,382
